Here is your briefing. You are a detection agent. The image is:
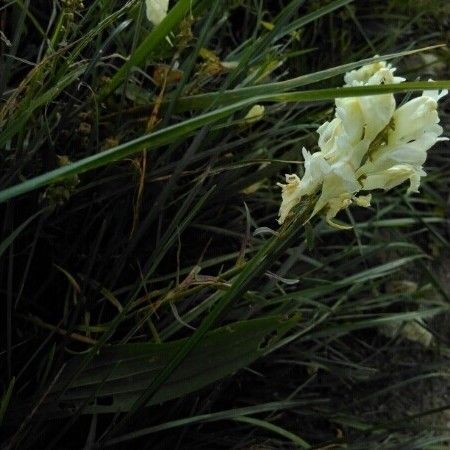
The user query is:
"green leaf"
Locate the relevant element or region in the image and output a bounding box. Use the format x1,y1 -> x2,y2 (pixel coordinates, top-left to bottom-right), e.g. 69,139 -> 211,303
103,400 -> 313,446
0,66 -> 86,149
233,416 -> 311,449
170,46 -> 445,111
0,377 -> 15,425
0,210 -> 44,259
1,80 -> 449,204
10,314 -> 299,419
99,0 -> 204,99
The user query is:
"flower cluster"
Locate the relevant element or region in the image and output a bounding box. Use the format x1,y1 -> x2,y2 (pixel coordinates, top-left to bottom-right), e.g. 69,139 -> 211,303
278,61 -> 448,228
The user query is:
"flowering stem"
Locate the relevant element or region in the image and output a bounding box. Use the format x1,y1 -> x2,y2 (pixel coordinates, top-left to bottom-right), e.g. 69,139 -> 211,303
101,198 -> 316,442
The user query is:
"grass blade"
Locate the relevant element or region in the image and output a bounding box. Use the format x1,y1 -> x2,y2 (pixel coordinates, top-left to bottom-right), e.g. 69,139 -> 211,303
1,80 -> 449,204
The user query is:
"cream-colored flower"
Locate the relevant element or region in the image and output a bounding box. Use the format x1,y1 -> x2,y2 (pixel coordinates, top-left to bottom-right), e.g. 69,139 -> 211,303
317,118 -> 343,158
145,0 -> 169,26
277,60 -> 447,227
325,193 -> 353,229
335,98 -> 364,146
344,60 -> 405,87
314,162 -> 359,211
358,87 -> 447,194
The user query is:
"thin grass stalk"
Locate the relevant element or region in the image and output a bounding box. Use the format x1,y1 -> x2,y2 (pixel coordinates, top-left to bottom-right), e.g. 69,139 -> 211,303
100,196 -> 317,442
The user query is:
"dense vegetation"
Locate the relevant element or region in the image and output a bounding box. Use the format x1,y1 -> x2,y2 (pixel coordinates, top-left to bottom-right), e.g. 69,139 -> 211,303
1,0 -> 450,448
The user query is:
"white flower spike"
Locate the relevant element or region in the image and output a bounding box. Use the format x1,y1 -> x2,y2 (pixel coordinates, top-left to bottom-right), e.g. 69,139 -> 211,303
277,60 -> 447,227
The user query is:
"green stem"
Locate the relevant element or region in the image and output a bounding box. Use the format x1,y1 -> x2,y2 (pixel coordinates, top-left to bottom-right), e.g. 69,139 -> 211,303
100,198 -> 315,443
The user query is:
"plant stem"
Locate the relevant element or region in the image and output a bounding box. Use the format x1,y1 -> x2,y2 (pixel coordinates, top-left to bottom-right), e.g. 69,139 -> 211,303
100,198 -> 315,443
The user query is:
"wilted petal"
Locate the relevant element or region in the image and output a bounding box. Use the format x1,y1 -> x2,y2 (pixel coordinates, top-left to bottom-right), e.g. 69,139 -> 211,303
407,168 -> 426,194
277,173 -> 302,224
277,148 -> 333,223
325,193 -> 353,229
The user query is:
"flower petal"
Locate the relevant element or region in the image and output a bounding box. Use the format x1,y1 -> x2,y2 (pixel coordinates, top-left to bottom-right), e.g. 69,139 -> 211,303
146,0 -> 170,26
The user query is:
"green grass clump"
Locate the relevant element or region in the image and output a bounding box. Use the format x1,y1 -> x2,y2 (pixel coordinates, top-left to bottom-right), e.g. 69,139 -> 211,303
1,0 -> 450,448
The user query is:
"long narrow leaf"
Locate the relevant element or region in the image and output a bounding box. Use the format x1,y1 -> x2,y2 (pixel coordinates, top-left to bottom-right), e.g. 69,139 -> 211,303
1,80 -> 449,204
7,314 -> 300,420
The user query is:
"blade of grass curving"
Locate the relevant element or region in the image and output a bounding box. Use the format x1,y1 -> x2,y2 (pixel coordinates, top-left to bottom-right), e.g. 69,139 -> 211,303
162,0 -> 222,125
0,97 -> 251,202
233,416 -> 311,449
0,209 -> 44,259
0,0 -> 29,92
103,401 -> 307,446
117,0 -> 147,122
0,377 -> 15,425
8,315 -> 300,422
54,0 -> 137,78
81,19 -> 132,83
9,186 -> 215,443
306,307 -> 447,340
1,80 -> 449,204
167,46 -> 443,111
107,164 -> 212,289
99,198 -> 317,442
45,187 -> 213,407
173,77 -> 450,111
220,0 -> 306,89
0,65 -> 87,148
274,0 -> 353,40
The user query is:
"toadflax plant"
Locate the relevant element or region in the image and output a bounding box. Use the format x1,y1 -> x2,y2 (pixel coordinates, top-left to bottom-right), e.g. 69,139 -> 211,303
278,61 -> 448,228
105,64 -> 449,436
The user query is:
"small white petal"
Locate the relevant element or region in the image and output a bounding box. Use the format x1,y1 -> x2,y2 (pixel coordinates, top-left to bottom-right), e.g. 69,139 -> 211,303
344,60 -> 405,87
146,0 -> 169,26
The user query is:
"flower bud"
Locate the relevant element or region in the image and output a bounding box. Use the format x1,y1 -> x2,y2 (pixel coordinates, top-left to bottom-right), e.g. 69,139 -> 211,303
146,0 -> 169,26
